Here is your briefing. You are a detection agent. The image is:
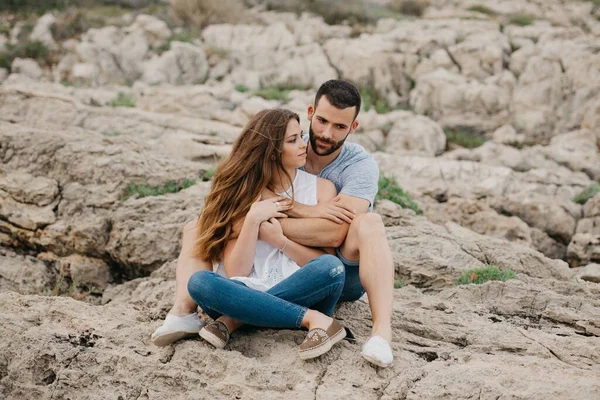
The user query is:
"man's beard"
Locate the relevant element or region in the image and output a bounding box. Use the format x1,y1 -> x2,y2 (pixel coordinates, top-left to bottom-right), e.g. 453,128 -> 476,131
308,123 -> 351,156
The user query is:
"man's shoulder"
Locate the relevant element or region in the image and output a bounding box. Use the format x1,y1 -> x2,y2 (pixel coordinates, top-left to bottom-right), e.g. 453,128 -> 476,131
339,142 -> 375,164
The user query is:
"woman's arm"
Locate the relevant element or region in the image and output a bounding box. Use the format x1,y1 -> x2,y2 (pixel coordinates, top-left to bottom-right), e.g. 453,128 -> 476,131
258,218 -> 325,266
223,197 -> 291,277
259,178 -> 343,265
222,218 -> 260,277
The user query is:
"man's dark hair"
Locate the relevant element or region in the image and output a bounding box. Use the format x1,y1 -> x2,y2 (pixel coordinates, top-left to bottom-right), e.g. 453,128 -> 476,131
314,80 -> 361,119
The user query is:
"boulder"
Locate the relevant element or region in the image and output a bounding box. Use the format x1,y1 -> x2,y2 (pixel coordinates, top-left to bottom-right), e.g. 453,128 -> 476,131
385,111 -> 446,156
142,42 -> 209,85
10,58 -> 43,80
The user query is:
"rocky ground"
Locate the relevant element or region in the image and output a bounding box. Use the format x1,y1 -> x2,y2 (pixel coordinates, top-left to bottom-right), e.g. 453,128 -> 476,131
1,0 -> 599,398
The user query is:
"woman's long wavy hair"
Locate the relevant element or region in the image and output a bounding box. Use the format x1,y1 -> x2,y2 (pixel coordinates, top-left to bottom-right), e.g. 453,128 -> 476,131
194,108 -> 300,264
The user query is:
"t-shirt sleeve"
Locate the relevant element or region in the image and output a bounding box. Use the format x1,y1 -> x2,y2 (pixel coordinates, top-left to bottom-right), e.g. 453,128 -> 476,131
339,156 -> 379,210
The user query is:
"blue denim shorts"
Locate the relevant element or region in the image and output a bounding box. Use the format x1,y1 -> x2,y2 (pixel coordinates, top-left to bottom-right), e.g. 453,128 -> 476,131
336,248 -> 365,303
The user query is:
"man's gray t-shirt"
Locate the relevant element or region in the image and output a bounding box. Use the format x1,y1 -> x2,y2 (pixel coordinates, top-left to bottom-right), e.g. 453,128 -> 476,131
302,142 -> 379,212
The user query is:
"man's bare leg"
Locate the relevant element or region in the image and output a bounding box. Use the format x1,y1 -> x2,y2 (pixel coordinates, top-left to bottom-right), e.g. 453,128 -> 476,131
339,213 -> 394,342
170,218 -> 212,315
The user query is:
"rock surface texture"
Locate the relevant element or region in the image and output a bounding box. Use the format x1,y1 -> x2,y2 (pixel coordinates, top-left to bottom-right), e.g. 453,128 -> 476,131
1,0 -> 599,398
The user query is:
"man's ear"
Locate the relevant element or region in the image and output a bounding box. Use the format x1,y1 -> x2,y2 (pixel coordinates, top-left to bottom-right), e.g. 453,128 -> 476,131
350,119 -> 359,134
307,104 -> 314,121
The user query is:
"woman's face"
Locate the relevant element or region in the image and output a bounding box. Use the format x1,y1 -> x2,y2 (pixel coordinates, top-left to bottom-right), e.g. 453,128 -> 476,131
280,118 -> 307,170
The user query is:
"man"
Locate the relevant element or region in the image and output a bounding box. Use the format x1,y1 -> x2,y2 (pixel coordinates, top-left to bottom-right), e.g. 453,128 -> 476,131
152,80 -> 395,368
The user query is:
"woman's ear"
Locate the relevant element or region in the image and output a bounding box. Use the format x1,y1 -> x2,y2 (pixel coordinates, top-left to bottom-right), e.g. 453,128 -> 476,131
271,155 -> 276,161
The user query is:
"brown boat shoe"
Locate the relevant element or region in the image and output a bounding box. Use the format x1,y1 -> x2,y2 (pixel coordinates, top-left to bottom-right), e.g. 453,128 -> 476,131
199,320 -> 230,349
299,319 -> 346,360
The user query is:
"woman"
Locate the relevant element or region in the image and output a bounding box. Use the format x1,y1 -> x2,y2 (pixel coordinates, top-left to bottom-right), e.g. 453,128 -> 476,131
187,108 -> 347,360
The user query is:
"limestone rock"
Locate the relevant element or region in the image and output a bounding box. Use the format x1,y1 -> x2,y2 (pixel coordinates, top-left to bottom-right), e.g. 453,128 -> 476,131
30,13 -> 57,50
385,111 -> 446,156
10,58 -> 43,80
409,69 -> 515,133
492,124 -> 526,146
574,263 -> 600,283
142,42 -> 208,85
58,254 -> 111,291
567,233 -> 600,267
489,193 -> 578,245
0,250 -> 54,295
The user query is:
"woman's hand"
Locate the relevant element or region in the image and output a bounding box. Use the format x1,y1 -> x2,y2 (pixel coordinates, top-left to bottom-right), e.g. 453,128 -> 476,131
247,196 -> 293,224
258,218 -> 286,249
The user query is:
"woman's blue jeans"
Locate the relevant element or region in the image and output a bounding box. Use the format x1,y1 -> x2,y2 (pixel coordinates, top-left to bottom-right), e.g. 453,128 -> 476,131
187,254 -> 346,329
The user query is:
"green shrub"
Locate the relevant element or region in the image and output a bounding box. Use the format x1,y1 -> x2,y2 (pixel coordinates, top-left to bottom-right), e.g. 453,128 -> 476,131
0,50 -> 13,70
457,266 -> 516,285
235,84 -> 249,93
445,127 -> 486,149
389,0 -> 427,17
574,183 -> 600,205
376,173 -> 420,214
467,5 -> 497,15
1,0 -> 72,14
24,40 -> 50,62
508,14 -> 535,26
0,40 -> 52,71
264,0 -> 377,25
110,92 -> 135,107
123,179 -> 196,200
170,0 -> 245,28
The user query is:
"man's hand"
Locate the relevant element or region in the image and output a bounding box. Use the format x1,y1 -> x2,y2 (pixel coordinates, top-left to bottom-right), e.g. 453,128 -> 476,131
258,218 -> 286,249
310,195 -> 355,224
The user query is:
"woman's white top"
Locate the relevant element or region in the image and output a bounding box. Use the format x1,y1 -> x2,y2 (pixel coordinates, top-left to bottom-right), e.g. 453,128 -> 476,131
215,169 -> 318,291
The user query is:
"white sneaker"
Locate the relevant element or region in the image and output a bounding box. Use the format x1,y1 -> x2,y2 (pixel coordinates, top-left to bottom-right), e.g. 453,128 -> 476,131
151,313 -> 205,347
361,335 -> 393,368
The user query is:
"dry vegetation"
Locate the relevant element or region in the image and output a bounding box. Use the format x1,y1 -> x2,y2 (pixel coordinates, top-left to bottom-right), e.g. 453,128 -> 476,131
169,0 -> 247,29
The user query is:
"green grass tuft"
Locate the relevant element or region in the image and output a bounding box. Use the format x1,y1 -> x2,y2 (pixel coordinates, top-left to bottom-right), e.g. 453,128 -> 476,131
457,266 -> 516,285
123,179 -> 196,200
508,14 -> 535,26
158,30 -> 195,53
110,92 -> 135,108
202,167 -> 217,181
467,5 -> 497,15
574,183 -> 600,205
445,127 -> 486,149
376,173 -> 420,214
253,84 -> 309,103
235,84 -> 249,93
394,279 -> 407,289
360,87 -> 395,114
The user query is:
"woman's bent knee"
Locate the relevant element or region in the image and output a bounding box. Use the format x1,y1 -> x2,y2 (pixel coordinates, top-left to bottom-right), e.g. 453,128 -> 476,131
313,254 -> 346,282
187,270 -> 215,299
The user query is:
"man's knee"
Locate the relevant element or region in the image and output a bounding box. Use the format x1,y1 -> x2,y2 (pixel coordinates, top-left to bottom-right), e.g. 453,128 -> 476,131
354,213 -> 385,239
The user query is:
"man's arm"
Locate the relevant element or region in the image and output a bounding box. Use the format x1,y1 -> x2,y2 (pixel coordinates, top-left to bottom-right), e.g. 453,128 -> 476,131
280,188 -> 370,247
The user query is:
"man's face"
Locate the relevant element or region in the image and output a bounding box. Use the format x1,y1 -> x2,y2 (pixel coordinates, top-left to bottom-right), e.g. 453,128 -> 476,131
307,96 -> 359,157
